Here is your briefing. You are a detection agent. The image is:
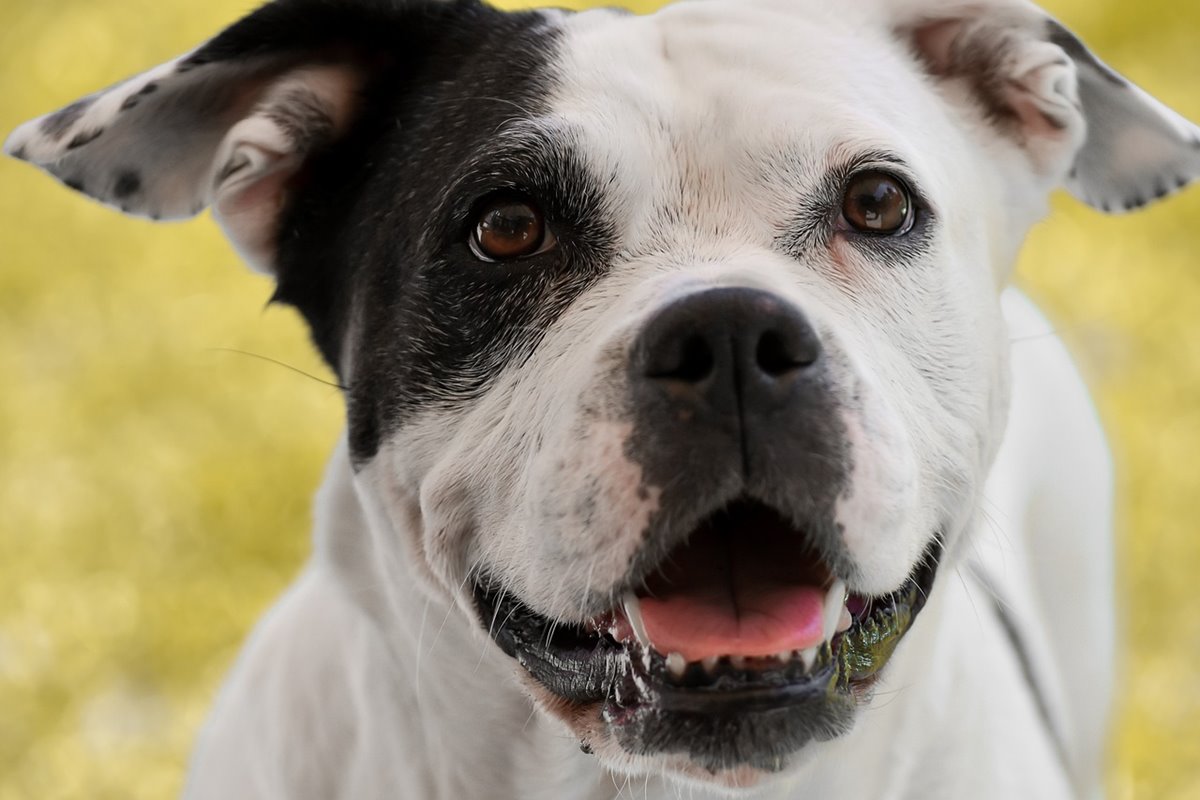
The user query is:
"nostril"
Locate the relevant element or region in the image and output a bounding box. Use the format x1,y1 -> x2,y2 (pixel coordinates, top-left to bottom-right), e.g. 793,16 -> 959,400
648,333 -> 716,383
676,335 -> 716,382
756,329 -> 816,376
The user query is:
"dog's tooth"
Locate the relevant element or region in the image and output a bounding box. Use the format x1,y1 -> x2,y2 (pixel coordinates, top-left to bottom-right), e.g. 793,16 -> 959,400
837,605 -> 853,633
822,579 -> 848,643
701,656 -> 719,673
666,652 -> 687,678
775,650 -> 792,663
621,593 -> 652,650
730,655 -> 746,669
799,646 -> 818,672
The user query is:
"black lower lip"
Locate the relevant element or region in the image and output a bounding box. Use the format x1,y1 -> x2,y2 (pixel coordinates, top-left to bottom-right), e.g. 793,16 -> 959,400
474,537 -> 943,766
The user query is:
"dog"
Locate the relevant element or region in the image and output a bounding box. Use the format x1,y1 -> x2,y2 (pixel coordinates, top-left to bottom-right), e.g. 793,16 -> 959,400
8,0 -> 1199,796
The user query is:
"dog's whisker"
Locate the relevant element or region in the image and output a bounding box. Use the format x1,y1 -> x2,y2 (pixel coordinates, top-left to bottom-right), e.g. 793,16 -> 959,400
207,347 -> 349,391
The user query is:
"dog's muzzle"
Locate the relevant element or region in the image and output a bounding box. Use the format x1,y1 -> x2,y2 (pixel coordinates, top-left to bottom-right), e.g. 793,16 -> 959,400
473,288 -> 943,773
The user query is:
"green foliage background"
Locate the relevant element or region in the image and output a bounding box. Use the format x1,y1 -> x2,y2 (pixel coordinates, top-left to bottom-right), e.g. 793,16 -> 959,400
0,0 -> 1197,797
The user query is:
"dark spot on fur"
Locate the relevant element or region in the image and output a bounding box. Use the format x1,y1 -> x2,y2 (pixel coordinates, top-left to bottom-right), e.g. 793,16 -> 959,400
176,56 -> 210,74
1177,175 -> 1192,190
63,177 -> 86,193
113,170 -> 142,199
1154,180 -> 1171,200
120,95 -> 141,112
67,128 -> 104,150
40,97 -> 95,140
10,145 -> 27,161
140,82 -> 159,96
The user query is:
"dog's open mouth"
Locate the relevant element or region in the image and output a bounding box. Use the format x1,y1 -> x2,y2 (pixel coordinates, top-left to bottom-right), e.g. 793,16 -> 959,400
474,498 -> 941,770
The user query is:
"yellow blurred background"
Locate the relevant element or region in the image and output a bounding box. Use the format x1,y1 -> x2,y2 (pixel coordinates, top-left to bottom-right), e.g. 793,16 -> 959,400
0,0 -> 1197,797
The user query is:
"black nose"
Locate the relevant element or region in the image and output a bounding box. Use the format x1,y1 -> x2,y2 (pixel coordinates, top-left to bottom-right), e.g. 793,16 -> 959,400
633,287 -> 822,416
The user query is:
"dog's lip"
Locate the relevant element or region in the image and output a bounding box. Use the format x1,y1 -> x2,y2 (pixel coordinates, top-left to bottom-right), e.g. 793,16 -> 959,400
472,498 -> 944,719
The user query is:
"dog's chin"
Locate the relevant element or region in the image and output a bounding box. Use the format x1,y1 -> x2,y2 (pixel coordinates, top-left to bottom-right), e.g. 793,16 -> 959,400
473,498 -> 942,782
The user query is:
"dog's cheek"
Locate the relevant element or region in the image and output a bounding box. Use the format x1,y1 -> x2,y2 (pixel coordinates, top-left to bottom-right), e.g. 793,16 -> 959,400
834,395 -> 925,596
349,441 -> 460,604
521,417 -> 662,615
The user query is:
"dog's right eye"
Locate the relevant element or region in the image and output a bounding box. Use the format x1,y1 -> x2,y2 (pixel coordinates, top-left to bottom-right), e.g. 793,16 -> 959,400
469,195 -> 557,262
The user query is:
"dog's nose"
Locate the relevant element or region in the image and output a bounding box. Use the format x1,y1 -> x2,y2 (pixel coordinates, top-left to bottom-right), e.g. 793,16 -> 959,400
633,287 -> 822,416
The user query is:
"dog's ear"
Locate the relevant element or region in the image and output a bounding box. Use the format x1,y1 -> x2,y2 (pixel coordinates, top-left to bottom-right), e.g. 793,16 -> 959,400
898,0 -> 1200,213
4,0 -> 452,273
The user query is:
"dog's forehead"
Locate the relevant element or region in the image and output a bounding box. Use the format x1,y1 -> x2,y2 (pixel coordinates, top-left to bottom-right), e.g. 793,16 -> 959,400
542,3 -> 958,240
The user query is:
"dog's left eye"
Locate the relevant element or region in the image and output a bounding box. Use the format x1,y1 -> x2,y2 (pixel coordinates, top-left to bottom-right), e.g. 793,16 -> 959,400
469,195 -> 557,262
840,171 -> 915,236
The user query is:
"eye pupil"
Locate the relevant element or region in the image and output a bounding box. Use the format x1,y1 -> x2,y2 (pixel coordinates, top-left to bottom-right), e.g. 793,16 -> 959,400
474,198 -> 546,261
842,172 -> 913,234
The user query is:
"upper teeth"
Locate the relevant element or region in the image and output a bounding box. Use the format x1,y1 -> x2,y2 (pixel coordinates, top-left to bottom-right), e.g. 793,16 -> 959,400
622,592 -> 652,650
821,579 -> 848,644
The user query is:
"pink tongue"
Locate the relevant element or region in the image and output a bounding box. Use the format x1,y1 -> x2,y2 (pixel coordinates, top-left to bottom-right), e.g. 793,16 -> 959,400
638,583 -> 825,662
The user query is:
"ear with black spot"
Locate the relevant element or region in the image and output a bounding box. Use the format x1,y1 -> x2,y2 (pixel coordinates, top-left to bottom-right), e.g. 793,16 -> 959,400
4,0 -> 453,272
901,3 -> 1200,214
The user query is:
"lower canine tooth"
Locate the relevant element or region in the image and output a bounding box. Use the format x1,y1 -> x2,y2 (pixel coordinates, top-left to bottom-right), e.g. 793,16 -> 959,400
799,646 -> 818,671
838,606 -> 853,633
666,652 -> 686,677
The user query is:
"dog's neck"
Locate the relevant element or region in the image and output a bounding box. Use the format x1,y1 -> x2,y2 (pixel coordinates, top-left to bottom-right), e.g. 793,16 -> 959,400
299,436 -> 1019,800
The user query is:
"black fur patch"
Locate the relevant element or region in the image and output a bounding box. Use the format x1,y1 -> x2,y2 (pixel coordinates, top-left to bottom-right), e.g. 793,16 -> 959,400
180,0 -> 609,463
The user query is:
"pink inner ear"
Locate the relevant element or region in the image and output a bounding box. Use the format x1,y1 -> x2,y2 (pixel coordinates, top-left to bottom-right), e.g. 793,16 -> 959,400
1005,82 -> 1073,140
209,64 -> 365,274
907,14 -> 1084,177
910,18 -> 964,75
214,150 -> 299,275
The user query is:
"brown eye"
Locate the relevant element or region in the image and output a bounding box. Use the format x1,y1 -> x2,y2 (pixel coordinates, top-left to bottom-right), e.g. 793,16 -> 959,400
470,196 -> 555,261
841,171 -> 914,235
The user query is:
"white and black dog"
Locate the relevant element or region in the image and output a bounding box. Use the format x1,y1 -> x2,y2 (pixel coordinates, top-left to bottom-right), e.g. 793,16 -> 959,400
8,0 -> 1200,797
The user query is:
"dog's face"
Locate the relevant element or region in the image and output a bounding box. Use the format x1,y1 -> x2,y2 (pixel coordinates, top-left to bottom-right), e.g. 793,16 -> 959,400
9,0 -> 1199,789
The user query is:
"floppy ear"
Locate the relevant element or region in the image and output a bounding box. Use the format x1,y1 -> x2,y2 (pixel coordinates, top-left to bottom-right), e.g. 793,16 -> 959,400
898,0 -> 1200,213
4,0 -> 446,272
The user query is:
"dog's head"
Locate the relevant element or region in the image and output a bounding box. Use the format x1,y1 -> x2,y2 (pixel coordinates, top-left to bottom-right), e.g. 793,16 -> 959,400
9,0 -> 1198,789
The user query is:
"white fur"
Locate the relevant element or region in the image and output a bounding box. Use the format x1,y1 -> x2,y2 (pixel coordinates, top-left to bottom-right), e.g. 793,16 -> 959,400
183,289 -> 1109,800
